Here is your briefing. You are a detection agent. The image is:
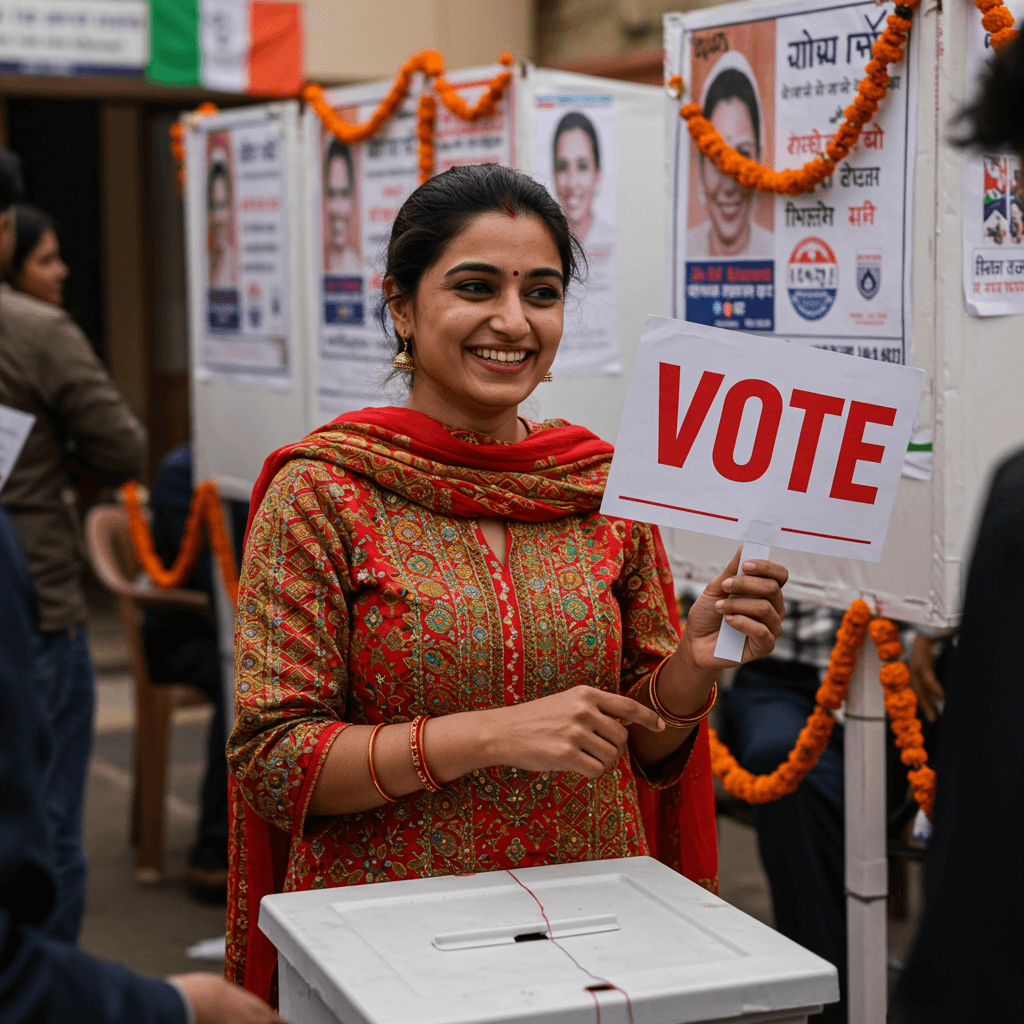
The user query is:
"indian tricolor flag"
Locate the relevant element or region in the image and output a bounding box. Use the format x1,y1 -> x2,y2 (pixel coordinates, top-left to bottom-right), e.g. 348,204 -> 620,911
148,0 -> 303,95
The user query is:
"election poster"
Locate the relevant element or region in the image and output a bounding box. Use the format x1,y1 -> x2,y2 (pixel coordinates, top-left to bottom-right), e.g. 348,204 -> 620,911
961,0 -> 1024,316
198,115 -> 293,387
533,93 -> 621,376
311,66 -> 515,418
666,0 -> 917,366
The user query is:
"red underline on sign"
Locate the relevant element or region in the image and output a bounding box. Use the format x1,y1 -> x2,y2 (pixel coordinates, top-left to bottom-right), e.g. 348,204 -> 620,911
781,527 -> 871,544
618,496 -> 739,522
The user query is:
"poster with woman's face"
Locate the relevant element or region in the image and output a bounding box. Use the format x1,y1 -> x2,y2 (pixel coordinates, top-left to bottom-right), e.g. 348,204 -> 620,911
534,95 -> 621,376
205,130 -> 239,292
321,126 -> 362,275
686,23 -> 776,259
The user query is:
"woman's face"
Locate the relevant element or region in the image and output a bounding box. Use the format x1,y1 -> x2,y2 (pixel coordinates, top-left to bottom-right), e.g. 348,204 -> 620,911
554,127 -> 600,231
325,154 -> 354,251
15,229 -> 68,307
387,212 -> 564,423
700,97 -> 758,250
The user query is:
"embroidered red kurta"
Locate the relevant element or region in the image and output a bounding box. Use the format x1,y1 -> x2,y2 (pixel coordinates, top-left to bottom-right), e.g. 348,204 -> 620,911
226,409 -> 717,999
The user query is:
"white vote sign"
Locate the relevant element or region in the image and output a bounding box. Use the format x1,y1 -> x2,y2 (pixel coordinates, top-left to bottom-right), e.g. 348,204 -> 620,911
602,316 -> 924,563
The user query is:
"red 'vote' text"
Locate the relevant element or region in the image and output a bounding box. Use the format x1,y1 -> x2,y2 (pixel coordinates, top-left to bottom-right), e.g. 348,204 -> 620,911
657,363 -> 897,504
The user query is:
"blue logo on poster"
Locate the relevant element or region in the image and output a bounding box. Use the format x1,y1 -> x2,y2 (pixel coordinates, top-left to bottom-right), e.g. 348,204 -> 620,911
324,275 -> 364,326
247,282 -> 263,327
684,260 -> 774,331
856,253 -> 881,300
787,237 -> 838,321
208,288 -> 239,331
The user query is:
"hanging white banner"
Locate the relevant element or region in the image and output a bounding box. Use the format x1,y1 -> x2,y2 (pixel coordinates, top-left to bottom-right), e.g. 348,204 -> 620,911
961,0 -> 1024,317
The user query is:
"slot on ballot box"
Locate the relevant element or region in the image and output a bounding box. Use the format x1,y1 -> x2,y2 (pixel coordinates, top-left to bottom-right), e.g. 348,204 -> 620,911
259,856 -> 839,1024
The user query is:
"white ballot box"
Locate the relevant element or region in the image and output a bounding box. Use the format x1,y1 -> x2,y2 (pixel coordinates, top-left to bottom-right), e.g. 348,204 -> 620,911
259,856 -> 838,1024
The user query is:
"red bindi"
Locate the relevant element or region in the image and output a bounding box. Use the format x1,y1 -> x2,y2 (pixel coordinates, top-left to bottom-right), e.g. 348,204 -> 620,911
512,270 -> 519,276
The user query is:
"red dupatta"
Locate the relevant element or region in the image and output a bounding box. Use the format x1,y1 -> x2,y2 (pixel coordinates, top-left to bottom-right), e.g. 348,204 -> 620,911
227,407 -> 718,1000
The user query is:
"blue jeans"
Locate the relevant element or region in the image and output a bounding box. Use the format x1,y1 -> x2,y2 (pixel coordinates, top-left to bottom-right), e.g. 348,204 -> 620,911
720,665 -> 847,1024
34,625 -> 95,943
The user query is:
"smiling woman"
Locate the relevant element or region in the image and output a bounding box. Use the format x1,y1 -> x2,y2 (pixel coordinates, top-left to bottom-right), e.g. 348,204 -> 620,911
224,164 -> 790,1002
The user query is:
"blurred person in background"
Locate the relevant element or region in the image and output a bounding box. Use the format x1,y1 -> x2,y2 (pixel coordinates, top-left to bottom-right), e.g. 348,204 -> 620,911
6,204 -> 69,306
892,28 -> 1024,1023
0,500 -> 286,1024
0,147 -> 146,944
144,443 -> 248,903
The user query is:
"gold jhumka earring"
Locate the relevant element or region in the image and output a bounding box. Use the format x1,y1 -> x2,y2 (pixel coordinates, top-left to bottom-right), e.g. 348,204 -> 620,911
541,371 -> 553,382
392,335 -> 414,371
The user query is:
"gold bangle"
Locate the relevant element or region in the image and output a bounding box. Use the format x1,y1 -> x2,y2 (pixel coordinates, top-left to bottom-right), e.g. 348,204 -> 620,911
410,715 -> 442,793
367,723 -> 400,803
649,658 -> 718,728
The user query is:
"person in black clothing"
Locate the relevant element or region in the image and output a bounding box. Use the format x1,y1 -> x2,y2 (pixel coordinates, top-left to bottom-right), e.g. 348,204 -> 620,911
0,503 -> 285,1023
143,443 -> 248,902
891,32 -> 1024,1022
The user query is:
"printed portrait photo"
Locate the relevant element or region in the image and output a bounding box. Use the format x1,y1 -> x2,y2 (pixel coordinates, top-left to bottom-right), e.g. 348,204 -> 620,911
205,131 -> 239,289
686,21 -> 776,259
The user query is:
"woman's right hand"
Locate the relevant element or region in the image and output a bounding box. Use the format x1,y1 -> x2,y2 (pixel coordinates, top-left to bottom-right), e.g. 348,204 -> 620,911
490,686 -> 665,779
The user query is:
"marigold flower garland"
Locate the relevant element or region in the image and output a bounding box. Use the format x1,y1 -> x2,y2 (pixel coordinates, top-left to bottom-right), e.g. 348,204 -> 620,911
977,0 -> 1019,51
301,49 -> 445,147
675,0 -> 1017,197
707,598 -> 937,819
170,102 -> 219,188
708,599 -> 870,803
121,479 -> 240,605
868,618 -> 936,817
304,50 -> 514,183
173,51 -> 514,187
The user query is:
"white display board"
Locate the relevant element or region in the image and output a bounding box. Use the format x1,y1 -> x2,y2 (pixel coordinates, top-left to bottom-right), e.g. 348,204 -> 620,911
305,64 -> 517,420
188,66 -> 666,499
185,101 -> 309,501
517,68 -> 666,440
661,0 -> 1024,627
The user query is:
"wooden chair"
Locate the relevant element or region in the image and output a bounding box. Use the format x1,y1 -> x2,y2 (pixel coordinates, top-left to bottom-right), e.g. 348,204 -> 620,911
85,504 -> 213,885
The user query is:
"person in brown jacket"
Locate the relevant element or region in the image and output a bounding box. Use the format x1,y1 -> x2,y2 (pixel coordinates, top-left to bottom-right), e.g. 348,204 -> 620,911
0,147 -> 147,943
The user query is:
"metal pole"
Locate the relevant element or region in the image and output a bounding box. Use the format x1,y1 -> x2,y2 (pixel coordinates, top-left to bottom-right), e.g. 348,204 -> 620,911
845,638 -> 887,1023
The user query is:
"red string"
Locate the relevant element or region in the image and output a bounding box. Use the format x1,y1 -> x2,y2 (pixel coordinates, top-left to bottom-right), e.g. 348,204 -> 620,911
504,869 -> 635,1024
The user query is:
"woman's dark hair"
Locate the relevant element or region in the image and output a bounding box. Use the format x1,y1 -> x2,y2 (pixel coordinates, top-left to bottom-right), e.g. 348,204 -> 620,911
8,204 -> 56,280
206,161 -> 232,208
954,30 -> 1024,152
703,68 -> 761,157
377,164 -> 585,368
552,111 -> 601,170
324,138 -> 355,193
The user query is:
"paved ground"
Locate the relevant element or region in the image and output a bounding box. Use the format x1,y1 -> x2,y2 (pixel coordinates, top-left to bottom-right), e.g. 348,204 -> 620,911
78,579 -> 922,986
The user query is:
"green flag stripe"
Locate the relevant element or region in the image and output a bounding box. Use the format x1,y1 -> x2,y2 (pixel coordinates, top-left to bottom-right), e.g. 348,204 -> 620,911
147,0 -> 201,87
907,442 -> 933,452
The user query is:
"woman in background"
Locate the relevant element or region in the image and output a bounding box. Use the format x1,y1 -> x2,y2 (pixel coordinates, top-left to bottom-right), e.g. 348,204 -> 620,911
7,205 -> 69,306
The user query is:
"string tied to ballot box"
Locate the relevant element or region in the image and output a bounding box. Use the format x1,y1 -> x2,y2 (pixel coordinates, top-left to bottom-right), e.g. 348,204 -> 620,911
705,598 -> 937,818
120,479 -> 240,605
668,0 -> 1019,198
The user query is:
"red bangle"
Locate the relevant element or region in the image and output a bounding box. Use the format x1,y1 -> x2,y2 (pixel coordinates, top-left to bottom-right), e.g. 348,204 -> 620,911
649,657 -> 718,728
410,715 -> 442,793
367,723 -> 400,803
